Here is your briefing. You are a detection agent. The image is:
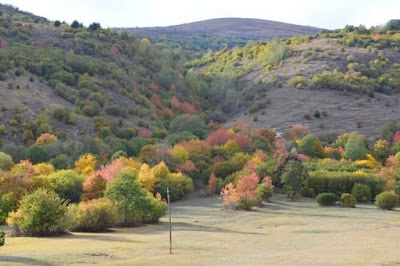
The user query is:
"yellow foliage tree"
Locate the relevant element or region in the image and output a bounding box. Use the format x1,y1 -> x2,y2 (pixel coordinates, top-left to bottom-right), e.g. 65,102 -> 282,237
138,163 -> 156,191
169,144 -> 189,165
33,163 -> 55,176
74,154 -> 97,175
151,161 -> 170,180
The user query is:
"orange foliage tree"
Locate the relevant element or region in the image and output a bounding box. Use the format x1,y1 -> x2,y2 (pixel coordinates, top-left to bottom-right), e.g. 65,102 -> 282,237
35,133 -> 58,145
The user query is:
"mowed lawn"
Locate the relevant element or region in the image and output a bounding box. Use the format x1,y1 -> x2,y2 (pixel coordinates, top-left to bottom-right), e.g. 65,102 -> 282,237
1,194 -> 399,266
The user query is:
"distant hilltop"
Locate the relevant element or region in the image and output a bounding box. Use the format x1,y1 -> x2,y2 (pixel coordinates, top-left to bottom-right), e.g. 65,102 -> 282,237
121,17 -> 321,40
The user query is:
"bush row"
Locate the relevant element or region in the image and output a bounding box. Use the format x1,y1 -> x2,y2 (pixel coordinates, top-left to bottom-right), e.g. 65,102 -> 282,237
305,170 -> 384,198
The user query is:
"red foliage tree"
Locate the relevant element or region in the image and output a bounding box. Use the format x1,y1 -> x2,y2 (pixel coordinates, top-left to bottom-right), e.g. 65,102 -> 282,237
233,134 -> 254,152
208,172 -> 217,194
150,94 -> 161,106
285,124 -> 310,140
393,131 -> 400,144
272,139 -> 287,158
97,159 -> 125,182
110,45 -> 119,55
138,128 -> 152,138
206,128 -> 234,146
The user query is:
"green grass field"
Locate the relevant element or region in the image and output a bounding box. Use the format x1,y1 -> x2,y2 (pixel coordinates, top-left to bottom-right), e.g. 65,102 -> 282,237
1,194 -> 399,265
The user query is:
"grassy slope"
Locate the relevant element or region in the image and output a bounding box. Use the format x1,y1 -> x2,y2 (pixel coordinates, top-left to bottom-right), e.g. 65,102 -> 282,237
1,195 -> 399,265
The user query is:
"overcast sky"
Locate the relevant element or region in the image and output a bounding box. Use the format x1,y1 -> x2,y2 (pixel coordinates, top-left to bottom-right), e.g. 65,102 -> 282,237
1,0 -> 399,29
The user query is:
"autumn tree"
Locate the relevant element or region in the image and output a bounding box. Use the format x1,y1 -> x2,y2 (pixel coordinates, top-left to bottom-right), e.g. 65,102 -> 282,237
208,172 -> 217,194
236,172 -> 260,210
74,154 -> 97,175
138,163 -> 156,192
35,133 -> 57,145
206,127 -> 234,146
82,172 -> 107,201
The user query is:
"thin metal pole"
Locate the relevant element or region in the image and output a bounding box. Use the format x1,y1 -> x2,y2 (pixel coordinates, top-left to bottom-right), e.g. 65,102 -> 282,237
167,187 -> 172,254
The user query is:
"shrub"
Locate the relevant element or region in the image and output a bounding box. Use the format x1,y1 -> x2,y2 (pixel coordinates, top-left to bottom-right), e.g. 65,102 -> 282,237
300,187 -> 315,198
351,183 -> 371,203
0,152 -> 14,171
316,193 -> 338,206
69,198 -> 119,232
104,171 -> 167,226
6,189 -> 70,236
341,193 -> 356,207
48,170 -> 84,202
375,191 -> 399,210
288,75 -> 306,88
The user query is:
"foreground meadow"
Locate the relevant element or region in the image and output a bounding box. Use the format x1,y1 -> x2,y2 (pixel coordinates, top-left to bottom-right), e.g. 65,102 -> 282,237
1,194 -> 399,266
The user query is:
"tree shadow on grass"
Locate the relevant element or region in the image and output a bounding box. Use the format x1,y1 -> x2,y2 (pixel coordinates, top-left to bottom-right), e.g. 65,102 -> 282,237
62,232 -> 142,243
129,221 -> 267,236
0,256 -> 54,266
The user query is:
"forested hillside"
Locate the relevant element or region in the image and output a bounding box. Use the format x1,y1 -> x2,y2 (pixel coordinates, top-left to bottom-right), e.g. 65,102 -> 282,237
1,4 -> 400,245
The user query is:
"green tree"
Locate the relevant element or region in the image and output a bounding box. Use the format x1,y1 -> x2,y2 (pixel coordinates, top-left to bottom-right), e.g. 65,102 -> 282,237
48,170 -> 84,202
54,20 -> 61,27
168,114 -> 206,134
23,145 -> 49,164
104,171 -> 166,225
71,20 -> 81,29
297,134 -> 324,158
88,22 -> 101,32
344,132 -> 367,160
281,160 -> 308,200
0,152 -> 14,171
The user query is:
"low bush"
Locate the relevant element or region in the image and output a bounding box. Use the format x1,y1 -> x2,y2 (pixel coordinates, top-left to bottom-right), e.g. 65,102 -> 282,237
316,193 -> 339,206
69,198 -> 119,232
6,189 -> 71,236
351,183 -> 371,203
341,193 -> 356,207
256,183 -> 273,201
375,191 -> 399,210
